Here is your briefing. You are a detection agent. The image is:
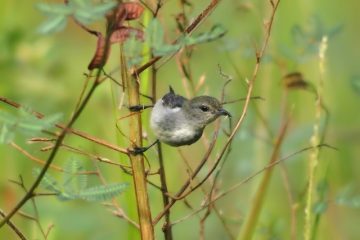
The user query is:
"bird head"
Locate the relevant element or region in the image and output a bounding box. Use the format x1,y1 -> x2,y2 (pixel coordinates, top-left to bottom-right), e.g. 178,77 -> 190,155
184,96 -> 231,127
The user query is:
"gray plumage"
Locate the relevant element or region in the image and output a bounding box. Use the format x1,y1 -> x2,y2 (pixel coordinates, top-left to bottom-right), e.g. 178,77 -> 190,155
150,86 -> 230,146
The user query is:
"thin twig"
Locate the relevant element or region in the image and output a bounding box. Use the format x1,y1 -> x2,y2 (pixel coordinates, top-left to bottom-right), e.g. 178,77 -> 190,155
0,209 -> 27,240
132,0 -> 222,77
153,0 -> 281,226
122,45 -> 154,239
151,60 -> 173,240
170,144 -> 335,226
0,33 -> 111,227
0,97 -> 129,155
10,142 -> 63,172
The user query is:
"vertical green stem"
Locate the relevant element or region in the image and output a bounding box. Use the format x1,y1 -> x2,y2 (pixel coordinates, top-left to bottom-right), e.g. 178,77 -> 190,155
122,52 -> 154,239
304,36 -> 328,240
151,65 -> 173,240
237,119 -> 289,240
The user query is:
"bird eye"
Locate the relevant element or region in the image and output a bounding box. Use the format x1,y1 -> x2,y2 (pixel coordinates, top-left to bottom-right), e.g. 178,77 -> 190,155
199,105 -> 209,112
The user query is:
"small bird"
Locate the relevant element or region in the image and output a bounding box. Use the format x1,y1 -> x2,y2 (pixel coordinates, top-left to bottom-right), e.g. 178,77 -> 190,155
150,86 -> 231,147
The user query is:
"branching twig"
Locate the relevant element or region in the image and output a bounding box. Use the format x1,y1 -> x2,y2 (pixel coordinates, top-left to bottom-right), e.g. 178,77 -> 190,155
0,97 -> 129,155
0,209 -> 27,240
169,144 -> 336,226
0,32 -> 112,228
153,0 -> 281,227
131,0 -> 222,77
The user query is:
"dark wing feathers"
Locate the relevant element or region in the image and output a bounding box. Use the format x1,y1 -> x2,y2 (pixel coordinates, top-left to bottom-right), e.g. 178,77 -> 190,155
162,86 -> 186,108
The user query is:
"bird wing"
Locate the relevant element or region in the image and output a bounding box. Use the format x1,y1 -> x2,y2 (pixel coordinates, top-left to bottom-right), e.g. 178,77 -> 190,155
161,87 -> 187,108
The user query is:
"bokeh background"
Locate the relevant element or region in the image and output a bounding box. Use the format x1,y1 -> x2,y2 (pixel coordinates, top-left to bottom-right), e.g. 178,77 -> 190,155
1,0 -> 359,239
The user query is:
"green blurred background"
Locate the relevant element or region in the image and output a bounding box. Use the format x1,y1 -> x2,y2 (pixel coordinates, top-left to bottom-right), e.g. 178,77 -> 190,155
0,0 -> 359,239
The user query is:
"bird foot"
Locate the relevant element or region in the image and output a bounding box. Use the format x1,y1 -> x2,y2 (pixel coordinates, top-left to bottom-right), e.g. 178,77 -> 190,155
128,140 -> 160,155
128,105 -> 153,112
129,147 -> 148,155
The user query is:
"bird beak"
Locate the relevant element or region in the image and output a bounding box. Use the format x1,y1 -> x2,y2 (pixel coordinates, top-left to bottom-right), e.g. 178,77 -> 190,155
218,108 -> 231,117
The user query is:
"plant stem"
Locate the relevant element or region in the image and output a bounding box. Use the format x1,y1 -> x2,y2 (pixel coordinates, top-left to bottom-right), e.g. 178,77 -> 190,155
0,75 -> 100,228
151,63 -> 173,239
237,118 -> 289,240
122,52 -> 154,239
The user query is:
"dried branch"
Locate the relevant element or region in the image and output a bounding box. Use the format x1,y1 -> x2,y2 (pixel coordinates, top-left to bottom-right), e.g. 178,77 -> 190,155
0,33 -> 111,227
10,142 -> 63,172
170,144 -> 335,226
132,0 -> 222,77
153,0 -> 281,226
0,209 -> 27,240
0,97 -> 129,155
122,49 -> 154,239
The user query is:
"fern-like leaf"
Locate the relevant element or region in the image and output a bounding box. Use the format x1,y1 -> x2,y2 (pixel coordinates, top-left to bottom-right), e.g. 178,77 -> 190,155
33,168 -> 60,193
77,183 -> 129,202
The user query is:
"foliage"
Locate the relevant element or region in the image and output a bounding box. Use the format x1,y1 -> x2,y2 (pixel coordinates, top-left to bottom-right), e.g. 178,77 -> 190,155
0,0 -> 359,239
0,107 -> 62,144
33,159 -> 129,202
37,0 -> 117,34
280,15 -> 343,63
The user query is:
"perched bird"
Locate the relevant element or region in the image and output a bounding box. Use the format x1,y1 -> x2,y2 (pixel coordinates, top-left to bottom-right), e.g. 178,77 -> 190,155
150,86 -> 231,147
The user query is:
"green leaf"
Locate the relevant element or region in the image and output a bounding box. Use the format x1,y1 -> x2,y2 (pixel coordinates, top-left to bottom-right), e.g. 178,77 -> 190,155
0,108 -> 61,138
123,33 -> 144,65
153,44 -> 181,57
74,8 -> 99,25
36,3 -> 73,15
38,14 -> 68,34
57,191 -> 77,201
145,22 -> 226,57
89,1 -> 117,15
146,18 -> 164,51
33,168 -> 61,193
0,125 -> 15,144
184,24 -> 227,45
63,158 -> 87,192
336,186 -> 360,208
71,0 -> 90,8
74,1 -> 116,25
78,183 -> 129,202
18,112 -> 62,136
313,201 -> 328,214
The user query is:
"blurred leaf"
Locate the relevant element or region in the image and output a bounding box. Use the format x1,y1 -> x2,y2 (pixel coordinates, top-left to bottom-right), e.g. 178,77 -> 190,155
0,110 -> 17,125
72,0 -> 89,8
286,16 -> 343,62
77,183 -> 129,202
37,0 -> 117,34
317,179 -> 329,194
0,108 -> 62,140
350,75 -> 360,95
34,160 -> 128,202
74,8 -> 99,25
123,33 -> 144,62
146,18 -> 164,51
74,1 -> 116,24
184,24 -> 227,45
153,44 -> 181,57
0,125 -> 15,144
145,21 -> 226,57
313,201 -> 328,214
33,168 -> 61,193
36,3 -> 74,15
89,1 -> 117,15
63,158 -> 87,192
37,14 -> 68,34
336,186 -> 360,208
